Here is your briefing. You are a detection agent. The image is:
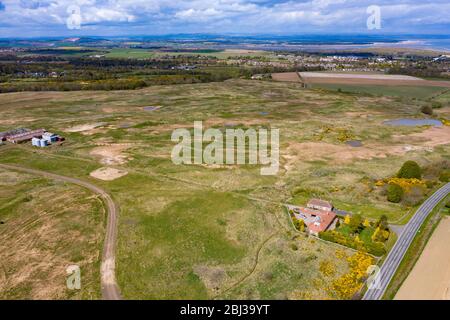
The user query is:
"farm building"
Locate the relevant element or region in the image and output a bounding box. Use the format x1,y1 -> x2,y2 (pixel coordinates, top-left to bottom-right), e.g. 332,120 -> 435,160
7,129 -> 46,144
0,128 -> 29,141
3,128 -> 62,146
288,203 -> 338,236
31,137 -> 48,147
307,199 -> 334,212
42,132 -> 59,143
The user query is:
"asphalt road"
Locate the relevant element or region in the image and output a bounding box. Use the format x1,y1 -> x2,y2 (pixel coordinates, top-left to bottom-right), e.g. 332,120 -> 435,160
0,164 -> 122,300
363,182 -> 450,300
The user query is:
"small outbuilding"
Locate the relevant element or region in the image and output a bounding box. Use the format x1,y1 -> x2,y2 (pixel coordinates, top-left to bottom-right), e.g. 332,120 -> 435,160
307,199 -> 334,212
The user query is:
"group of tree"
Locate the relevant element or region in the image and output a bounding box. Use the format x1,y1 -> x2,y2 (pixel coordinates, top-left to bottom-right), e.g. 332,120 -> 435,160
387,160 -> 422,203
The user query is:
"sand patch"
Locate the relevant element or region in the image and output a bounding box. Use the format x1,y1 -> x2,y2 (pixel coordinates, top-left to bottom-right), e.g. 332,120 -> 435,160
90,167 -> 128,181
90,144 -> 132,165
1,118 -> 37,125
283,126 -> 450,169
284,142 -> 389,166
395,126 -> 450,147
102,107 -> 120,113
395,217 -> 450,300
65,122 -> 106,133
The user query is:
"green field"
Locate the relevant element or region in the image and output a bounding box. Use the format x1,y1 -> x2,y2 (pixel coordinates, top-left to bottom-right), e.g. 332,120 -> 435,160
0,78 -> 449,299
309,83 -> 448,99
102,48 -> 273,60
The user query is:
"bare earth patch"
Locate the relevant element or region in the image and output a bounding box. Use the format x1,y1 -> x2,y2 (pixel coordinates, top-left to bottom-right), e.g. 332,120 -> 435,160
395,217 -> 450,300
90,167 -> 128,181
395,126 -> 450,147
300,72 -> 422,81
90,144 -> 132,165
193,265 -> 228,294
272,72 -> 301,82
64,122 -> 106,133
283,126 -> 450,169
299,72 -> 450,88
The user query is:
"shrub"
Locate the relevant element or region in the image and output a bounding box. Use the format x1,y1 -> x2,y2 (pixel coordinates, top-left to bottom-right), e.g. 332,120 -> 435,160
425,180 -> 436,188
421,105 -> 433,115
397,160 -> 422,179
439,170 -> 450,182
364,241 -> 386,256
331,252 -> 375,299
432,101 -> 443,109
348,214 -> 363,234
403,185 -> 426,206
376,215 -> 389,230
293,218 -> 305,232
387,184 -> 403,203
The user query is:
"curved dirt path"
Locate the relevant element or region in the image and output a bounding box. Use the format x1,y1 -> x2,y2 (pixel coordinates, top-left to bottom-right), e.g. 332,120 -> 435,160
0,164 -> 121,300
214,231 -> 278,299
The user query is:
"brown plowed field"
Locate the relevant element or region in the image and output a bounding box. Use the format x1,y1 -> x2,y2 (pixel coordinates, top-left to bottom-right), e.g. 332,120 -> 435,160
299,72 -> 450,87
271,72 -> 301,82
395,217 -> 450,300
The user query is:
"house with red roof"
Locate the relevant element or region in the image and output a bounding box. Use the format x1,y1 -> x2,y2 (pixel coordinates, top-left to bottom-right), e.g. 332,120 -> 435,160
289,202 -> 338,236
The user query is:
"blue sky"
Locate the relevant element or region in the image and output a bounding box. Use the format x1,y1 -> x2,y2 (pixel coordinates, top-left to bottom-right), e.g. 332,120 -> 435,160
0,0 -> 449,37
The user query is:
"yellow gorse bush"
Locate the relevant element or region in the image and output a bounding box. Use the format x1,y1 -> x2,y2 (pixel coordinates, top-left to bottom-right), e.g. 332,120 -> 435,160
387,178 -> 426,191
320,260 -> 337,277
376,178 -> 426,190
331,252 -> 374,299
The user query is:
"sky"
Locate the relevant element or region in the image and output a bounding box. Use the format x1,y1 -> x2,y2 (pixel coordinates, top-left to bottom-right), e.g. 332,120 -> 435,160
0,0 -> 449,38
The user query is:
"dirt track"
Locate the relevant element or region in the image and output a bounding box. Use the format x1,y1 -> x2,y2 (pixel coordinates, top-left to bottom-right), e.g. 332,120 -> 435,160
395,216 -> 450,300
0,164 -> 122,300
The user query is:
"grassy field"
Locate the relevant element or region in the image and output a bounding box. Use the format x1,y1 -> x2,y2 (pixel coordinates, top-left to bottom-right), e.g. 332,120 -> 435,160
0,78 -> 449,299
0,168 -> 104,299
103,48 -> 272,59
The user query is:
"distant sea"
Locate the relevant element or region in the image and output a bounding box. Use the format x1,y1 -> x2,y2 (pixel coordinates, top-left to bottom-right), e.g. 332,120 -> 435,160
2,34 -> 450,52
132,34 -> 450,52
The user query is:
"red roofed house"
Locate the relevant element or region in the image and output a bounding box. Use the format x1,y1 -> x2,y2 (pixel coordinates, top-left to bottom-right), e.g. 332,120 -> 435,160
292,206 -> 337,236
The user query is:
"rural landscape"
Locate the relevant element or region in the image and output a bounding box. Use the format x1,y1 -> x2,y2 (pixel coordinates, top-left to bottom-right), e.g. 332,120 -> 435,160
0,0 -> 450,304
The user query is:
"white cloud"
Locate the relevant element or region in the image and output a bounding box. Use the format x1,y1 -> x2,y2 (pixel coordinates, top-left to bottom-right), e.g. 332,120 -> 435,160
175,8 -> 223,21
0,0 -> 448,35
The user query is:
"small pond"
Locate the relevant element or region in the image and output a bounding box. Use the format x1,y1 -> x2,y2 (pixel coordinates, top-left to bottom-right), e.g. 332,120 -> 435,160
383,119 -> 443,127
346,140 -> 363,147
143,106 -> 161,112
